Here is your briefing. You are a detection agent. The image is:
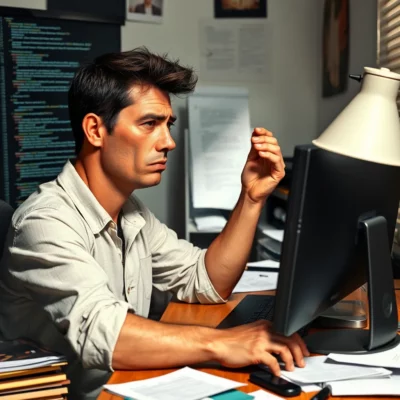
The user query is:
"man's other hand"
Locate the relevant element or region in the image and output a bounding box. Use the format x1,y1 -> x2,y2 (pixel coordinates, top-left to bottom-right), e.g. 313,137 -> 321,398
241,128 -> 285,204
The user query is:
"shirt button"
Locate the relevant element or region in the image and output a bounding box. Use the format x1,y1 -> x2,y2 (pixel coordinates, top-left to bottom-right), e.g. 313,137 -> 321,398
127,287 -> 131,294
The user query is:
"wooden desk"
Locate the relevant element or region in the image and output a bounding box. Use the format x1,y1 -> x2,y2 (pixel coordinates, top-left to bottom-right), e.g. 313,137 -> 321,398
98,284 -> 400,400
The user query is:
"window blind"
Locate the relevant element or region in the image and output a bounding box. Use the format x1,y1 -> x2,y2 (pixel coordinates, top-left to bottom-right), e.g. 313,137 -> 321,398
378,0 -> 400,247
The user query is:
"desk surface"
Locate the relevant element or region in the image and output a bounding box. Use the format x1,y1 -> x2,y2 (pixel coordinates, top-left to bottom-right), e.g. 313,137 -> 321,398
98,283 -> 400,400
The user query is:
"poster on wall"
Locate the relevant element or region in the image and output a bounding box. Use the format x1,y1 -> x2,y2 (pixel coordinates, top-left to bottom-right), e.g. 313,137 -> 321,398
126,0 -> 163,23
322,0 -> 349,97
214,0 -> 267,18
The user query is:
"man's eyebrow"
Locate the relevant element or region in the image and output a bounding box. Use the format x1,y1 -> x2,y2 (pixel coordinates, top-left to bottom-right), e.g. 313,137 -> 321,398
137,113 -> 177,122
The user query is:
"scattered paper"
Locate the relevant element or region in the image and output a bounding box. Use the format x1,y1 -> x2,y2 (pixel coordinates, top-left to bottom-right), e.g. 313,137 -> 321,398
280,356 -> 392,384
246,260 -> 280,270
278,375 -> 321,393
188,86 -> 251,209
103,367 -> 245,400
259,224 -> 284,242
194,215 -> 227,232
328,370 -> 400,396
328,342 -> 400,369
233,271 -> 278,293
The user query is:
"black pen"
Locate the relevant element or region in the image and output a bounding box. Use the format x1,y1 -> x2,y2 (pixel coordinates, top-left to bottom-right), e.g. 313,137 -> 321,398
311,385 -> 332,400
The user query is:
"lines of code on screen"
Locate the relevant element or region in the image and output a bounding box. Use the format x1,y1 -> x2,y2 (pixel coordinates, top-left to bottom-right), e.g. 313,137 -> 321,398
0,14 -> 120,208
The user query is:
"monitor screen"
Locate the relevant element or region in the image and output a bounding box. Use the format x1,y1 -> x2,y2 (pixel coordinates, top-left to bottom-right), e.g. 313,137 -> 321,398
273,144 -> 400,354
0,8 -> 120,208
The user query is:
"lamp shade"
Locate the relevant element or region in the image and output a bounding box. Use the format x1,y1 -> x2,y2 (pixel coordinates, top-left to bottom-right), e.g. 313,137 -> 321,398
313,67 -> 400,166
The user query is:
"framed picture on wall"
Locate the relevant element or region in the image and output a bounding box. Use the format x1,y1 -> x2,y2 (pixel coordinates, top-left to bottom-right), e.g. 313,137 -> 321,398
214,0 -> 267,18
322,0 -> 350,97
126,0 -> 163,23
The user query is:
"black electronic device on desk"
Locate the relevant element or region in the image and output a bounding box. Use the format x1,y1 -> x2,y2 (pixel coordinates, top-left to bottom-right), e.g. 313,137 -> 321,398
218,144 -> 400,355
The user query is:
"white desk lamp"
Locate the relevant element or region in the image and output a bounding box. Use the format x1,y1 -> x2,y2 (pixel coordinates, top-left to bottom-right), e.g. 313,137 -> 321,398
309,67 -> 400,353
313,67 -> 400,167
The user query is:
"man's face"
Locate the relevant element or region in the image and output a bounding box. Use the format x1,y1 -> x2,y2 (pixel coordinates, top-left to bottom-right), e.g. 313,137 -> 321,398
100,85 -> 176,192
144,0 -> 152,6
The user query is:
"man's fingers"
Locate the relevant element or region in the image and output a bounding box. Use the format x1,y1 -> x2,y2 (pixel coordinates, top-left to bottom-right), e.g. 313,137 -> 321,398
271,333 -> 308,368
254,143 -> 281,155
251,136 -> 278,145
290,333 -> 310,357
274,338 -> 305,368
259,352 -> 281,376
269,342 -> 295,371
258,152 -> 285,173
253,127 -> 273,136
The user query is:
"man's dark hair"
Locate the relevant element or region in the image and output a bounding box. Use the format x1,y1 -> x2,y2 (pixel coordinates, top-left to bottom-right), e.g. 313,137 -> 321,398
68,47 -> 198,154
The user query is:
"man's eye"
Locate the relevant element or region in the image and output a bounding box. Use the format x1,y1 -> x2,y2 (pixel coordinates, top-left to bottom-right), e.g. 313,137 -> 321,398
167,122 -> 175,130
143,121 -> 156,127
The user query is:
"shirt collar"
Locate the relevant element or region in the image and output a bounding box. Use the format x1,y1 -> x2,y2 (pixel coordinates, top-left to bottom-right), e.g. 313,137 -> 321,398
57,161 -> 114,234
57,160 -> 146,234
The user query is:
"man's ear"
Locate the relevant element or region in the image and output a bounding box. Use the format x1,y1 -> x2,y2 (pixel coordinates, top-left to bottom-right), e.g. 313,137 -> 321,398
82,113 -> 107,148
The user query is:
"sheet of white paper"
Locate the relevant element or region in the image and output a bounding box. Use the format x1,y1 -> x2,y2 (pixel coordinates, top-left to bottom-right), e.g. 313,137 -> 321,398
328,342 -> 400,369
247,260 -> 280,269
280,375 -> 321,393
249,389 -> 284,399
194,215 -> 227,231
199,19 -> 272,83
103,367 -> 245,400
233,271 -> 278,293
261,230 -> 284,242
259,224 -> 284,242
188,86 -> 251,209
328,370 -> 400,396
280,356 -> 392,384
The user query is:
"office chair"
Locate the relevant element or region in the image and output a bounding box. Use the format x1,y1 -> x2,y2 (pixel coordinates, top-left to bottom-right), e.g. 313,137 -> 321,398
0,200 -> 13,261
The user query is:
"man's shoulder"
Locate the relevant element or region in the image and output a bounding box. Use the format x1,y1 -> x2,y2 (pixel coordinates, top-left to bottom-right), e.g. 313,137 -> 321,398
12,181 -> 82,230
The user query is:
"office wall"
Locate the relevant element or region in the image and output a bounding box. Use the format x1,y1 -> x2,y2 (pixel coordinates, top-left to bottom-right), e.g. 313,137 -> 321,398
1,0 -> 378,237
316,0 -> 378,134
122,0 -> 321,236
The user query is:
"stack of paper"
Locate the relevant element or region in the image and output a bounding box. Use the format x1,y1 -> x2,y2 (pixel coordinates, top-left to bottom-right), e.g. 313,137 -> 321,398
281,356 -> 392,384
0,340 -> 66,373
0,340 -> 69,399
327,370 -> 400,396
278,346 -> 400,397
324,343 -> 400,396
194,215 -> 227,232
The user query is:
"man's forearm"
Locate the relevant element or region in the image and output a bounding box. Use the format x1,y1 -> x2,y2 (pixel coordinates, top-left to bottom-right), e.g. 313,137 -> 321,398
112,313 -> 221,370
204,190 -> 265,299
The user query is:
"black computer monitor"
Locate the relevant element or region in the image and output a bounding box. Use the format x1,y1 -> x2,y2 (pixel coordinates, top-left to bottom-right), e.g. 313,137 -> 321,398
273,144 -> 400,354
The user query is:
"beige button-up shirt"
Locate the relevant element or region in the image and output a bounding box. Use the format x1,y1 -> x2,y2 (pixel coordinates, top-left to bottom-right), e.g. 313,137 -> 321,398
0,161 -> 224,399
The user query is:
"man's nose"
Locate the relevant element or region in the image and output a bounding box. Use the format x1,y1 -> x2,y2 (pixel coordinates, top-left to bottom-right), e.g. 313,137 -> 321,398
157,127 -> 176,152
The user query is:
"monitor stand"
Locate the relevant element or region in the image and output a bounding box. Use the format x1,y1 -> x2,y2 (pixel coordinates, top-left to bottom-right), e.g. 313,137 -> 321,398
315,298 -> 367,329
305,215 -> 400,354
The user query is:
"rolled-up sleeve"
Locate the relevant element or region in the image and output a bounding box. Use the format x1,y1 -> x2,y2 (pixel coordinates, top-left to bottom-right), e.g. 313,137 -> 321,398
9,206 -> 131,370
138,200 -> 226,304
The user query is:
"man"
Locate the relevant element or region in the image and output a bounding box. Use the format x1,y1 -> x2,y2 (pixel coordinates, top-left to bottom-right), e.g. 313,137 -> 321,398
131,0 -> 162,16
0,47 -> 308,400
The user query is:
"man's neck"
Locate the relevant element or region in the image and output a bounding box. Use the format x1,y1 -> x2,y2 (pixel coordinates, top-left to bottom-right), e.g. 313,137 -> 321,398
74,157 -> 131,223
